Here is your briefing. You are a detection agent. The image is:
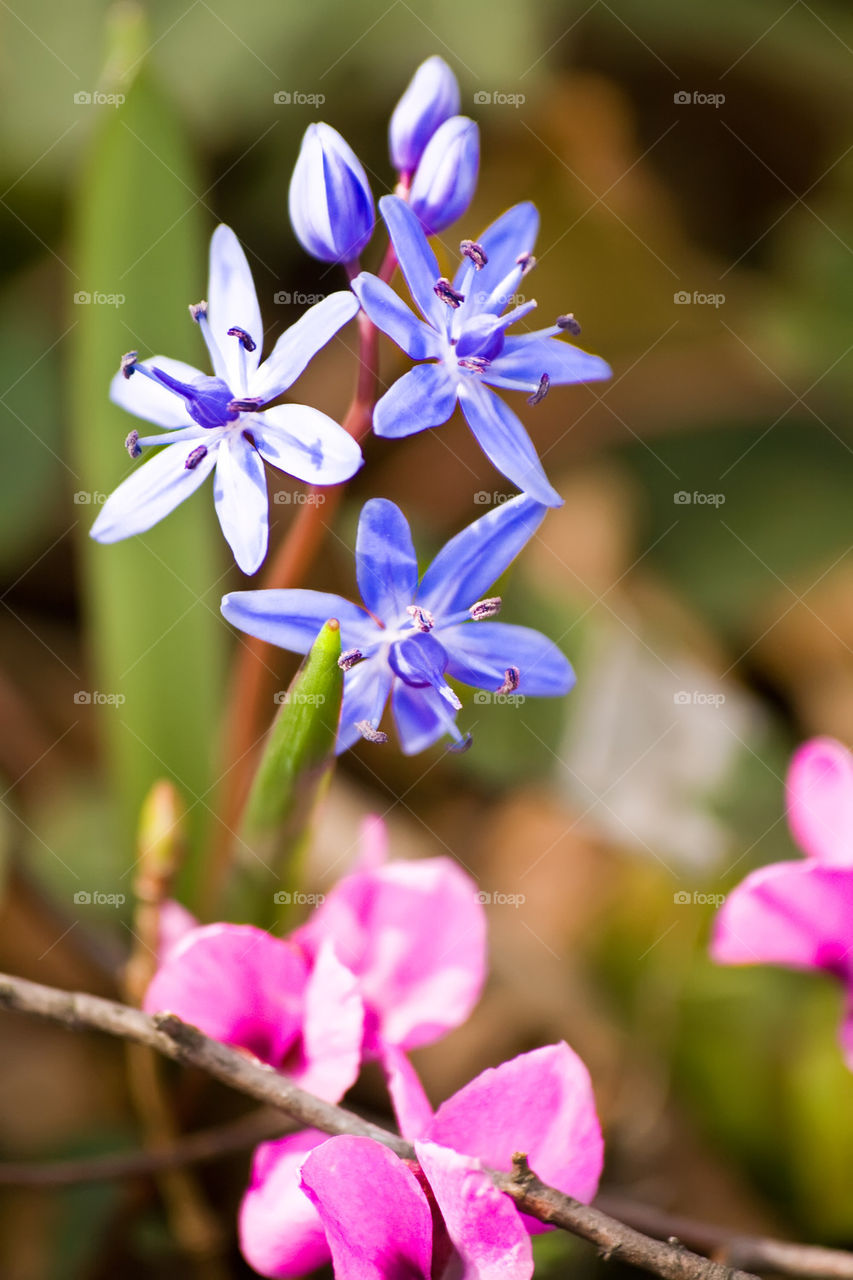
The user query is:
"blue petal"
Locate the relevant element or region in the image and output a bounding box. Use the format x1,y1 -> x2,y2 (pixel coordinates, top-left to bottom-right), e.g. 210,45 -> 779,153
417,493 -> 546,617
337,661 -> 394,754
457,381 -> 561,507
389,56 -> 460,174
288,124 -> 375,264
350,273 -> 441,360
90,439 -> 218,542
213,437 -> 269,576
454,203 -> 539,313
389,632 -> 461,710
356,498 -> 418,621
208,225 -> 264,388
110,357 -> 204,429
485,333 -> 611,387
391,680 -> 457,755
253,405 -> 363,485
373,364 -> 457,439
440,622 -> 575,696
251,292 -> 359,404
221,588 -> 374,654
378,195 -> 444,329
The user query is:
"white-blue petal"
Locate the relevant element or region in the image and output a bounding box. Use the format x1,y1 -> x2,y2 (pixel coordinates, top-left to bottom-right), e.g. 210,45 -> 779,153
90,439 -> 218,542
378,195 -> 444,329
391,681 -> 456,755
373,364 -> 457,439
457,381 -> 561,507
417,492 -> 546,616
213,436 -> 269,576
221,588 -> 374,654
486,333 -> 611,387
350,273 -> 441,360
208,224 -> 264,388
109,358 -> 203,429
440,621 -> 575,697
253,405 -> 363,486
250,292 -> 359,404
337,661 -> 394,754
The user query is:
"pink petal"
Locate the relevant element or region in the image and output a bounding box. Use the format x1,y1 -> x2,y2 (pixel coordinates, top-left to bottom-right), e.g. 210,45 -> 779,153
354,814 -> 389,871
157,899 -> 198,961
380,1042 -> 434,1140
711,860 -> 853,974
142,923 -> 308,1066
841,994 -> 853,1071
425,1043 -> 603,1233
292,941 -> 364,1102
300,1136 -> 432,1280
239,1130 -> 330,1278
297,856 -> 486,1050
416,1140 -> 534,1280
787,737 -> 853,866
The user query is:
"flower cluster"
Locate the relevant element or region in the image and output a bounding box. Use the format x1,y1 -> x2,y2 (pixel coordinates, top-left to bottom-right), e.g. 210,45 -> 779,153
712,737 -> 853,1067
144,819 -> 603,1277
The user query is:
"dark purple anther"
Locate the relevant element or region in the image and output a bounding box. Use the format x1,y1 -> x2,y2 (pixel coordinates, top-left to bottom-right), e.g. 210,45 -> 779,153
460,239 -> 488,269
184,445 -> 209,471
227,326 -> 257,353
498,666 -> 520,695
469,597 -> 501,620
449,732 -> 473,754
434,277 -> 465,309
229,397 -> 265,413
457,356 -> 490,373
189,300 -> 208,322
406,604 -> 435,632
356,720 -> 388,744
124,430 -> 141,459
516,252 -> 536,276
557,313 -> 582,336
527,373 -> 550,406
338,648 -> 364,671
120,351 -> 139,379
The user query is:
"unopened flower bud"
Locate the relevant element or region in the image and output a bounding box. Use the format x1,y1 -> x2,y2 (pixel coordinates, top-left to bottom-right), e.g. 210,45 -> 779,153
408,116 -> 479,235
289,123 -> 375,265
389,56 -> 460,175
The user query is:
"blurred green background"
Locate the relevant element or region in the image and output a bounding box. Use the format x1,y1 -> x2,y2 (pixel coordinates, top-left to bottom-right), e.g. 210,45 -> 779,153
2,0 -> 853,1275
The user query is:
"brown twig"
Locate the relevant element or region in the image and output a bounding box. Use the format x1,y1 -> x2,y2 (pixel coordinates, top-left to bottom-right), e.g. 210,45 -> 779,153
0,970 -> 764,1280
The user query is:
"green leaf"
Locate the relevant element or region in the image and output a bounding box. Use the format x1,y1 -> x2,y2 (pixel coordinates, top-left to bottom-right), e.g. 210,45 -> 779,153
68,39 -> 225,886
234,619 -> 343,923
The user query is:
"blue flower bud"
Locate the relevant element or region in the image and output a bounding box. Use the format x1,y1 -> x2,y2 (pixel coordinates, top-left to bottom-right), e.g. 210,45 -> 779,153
288,123 -> 375,264
389,56 -> 460,175
408,116 -> 479,235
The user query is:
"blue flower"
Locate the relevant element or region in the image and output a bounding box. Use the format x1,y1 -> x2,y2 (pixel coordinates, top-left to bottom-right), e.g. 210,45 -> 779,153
389,55 -> 461,175
91,224 -> 362,575
289,123 -> 375,264
351,195 -> 612,507
221,493 -> 574,755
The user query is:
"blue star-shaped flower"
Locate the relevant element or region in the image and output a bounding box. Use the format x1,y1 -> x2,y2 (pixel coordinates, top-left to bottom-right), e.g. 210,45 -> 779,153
221,493 -> 574,755
351,195 -> 611,507
91,224 -> 362,575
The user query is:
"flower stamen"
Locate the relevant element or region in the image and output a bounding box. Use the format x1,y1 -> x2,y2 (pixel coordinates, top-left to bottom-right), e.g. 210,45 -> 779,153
497,666 -> 520,695
434,277 -> 465,309
407,605 -> 435,632
557,313 -> 582,336
460,239 -> 488,269
356,720 -> 388,744
469,597 -> 501,620
184,445 -> 209,471
527,373 -> 550,406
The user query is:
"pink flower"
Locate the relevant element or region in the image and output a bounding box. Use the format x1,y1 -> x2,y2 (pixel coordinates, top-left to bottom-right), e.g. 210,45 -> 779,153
711,736 -> 853,1066
298,1043 -> 604,1280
